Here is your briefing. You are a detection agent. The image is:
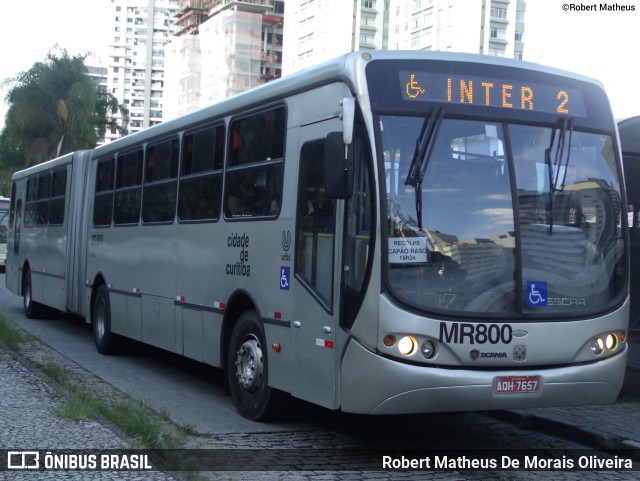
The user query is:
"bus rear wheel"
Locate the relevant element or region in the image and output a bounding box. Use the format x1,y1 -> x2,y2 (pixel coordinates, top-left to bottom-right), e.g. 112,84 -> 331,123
93,285 -> 120,355
23,269 -> 45,319
227,311 -> 280,421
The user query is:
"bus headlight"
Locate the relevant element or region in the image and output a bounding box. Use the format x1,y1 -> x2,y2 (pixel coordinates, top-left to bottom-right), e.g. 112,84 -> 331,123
590,332 -> 622,356
421,340 -> 436,359
605,333 -> 617,350
398,336 -> 417,356
590,337 -> 604,355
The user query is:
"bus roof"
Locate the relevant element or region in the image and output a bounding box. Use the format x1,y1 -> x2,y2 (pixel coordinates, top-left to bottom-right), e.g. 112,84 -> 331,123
9,152 -> 77,181
93,50 -> 605,158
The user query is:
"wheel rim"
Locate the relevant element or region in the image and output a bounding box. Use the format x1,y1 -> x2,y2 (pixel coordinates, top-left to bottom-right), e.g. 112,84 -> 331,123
234,334 -> 264,395
95,298 -> 106,340
24,278 -> 31,310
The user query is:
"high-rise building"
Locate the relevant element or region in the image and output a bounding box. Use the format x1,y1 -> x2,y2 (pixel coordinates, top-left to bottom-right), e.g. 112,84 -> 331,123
282,0 -> 391,76
105,0 -> 179,141
86,66 -> 109,91
165,0 -> 284,118
388,0 -> 526,59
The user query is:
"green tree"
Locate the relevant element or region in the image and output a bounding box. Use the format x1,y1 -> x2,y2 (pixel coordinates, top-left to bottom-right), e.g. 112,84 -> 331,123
1,46 -> 129,167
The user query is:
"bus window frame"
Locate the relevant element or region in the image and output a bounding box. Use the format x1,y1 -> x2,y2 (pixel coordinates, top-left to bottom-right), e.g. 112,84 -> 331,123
113,148 -> 144,227
93,156 -> 115,228
177,122 -> 226,224
35,172 -> 51,226
24,177 -> 38,228
142,136 -> 180,225
224,105 -> 287,221
49,167 -> 67,226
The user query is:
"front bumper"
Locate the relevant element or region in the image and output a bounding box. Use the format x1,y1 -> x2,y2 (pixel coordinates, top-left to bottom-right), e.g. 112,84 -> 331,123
340,337 -> 627,414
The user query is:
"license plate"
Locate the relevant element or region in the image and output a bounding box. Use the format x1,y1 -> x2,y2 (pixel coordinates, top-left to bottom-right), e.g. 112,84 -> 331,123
494,375 -> 541,393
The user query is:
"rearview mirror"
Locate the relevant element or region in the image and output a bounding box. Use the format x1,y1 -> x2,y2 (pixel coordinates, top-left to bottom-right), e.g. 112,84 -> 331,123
324,132 -> 354,199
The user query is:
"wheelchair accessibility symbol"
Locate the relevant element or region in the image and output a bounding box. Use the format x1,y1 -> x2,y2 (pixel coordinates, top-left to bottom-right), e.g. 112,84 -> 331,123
280,266 -> 290,291
405,73 -> 426,99
526,281 -> 547,307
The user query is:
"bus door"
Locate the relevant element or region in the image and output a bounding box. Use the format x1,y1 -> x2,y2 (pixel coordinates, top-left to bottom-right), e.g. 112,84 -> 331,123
289,122 -> 343,409
620,116 -> 640,336
624,150 -> 640,335
6,195 -> 22,294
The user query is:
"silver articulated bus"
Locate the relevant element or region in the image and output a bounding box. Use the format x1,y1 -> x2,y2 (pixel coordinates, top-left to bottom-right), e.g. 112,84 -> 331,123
5,51 -> 629,420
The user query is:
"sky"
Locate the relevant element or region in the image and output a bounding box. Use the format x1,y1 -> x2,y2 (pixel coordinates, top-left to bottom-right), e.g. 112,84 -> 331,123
524,0 -> 640,120
0,0 -> 112,129
0,0 -> 639,129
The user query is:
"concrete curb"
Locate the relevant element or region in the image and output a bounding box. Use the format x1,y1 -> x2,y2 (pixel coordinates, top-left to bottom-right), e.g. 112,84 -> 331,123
489,410 -> 640,462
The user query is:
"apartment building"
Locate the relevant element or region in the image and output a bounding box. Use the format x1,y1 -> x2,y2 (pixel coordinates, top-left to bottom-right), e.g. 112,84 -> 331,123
165,0 -> 285,118
105,0 -> 179,141
282,0 -> 391,76
388,0 -> 526,59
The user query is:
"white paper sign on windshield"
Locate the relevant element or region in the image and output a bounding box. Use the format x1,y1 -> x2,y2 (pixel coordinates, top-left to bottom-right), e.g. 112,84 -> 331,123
388,237 -> 428,264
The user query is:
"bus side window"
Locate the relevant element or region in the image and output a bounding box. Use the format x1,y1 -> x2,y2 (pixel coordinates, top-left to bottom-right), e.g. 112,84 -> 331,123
178,124 -> 224,222
114,150 -> 143,226
24,177 -> 37,227
94,157 -> 115,227
224,107 -> 285,219
143,138 -> 179,223
36,172 -> 50,226
9,182 -> 16,229
49,168 -> 67,226
295,140 -> 336,308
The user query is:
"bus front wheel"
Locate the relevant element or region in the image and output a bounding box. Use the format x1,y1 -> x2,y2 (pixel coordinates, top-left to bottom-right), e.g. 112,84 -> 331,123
93,285 -> 120,355
227,311 -> 280,421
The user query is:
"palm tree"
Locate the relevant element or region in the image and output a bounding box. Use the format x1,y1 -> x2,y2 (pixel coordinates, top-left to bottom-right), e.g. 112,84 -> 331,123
1,46 -> 129,166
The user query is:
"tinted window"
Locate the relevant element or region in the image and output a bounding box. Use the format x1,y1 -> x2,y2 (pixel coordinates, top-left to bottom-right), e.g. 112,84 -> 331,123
295,140 -> 336,308
94,158 -> 115,226
178,125 -> 225,222
49,168 -> 67,225
9,183 -> 16,228
143,139 -> 179,223
228,108 -> 285,167
24,178 -> 37,227
114,150 -> 143,225
35,173 -> 50,225
225,108 -> 285,219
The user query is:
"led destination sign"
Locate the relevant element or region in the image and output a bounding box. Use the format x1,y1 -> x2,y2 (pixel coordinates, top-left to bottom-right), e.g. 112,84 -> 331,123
401,71 -> 587,116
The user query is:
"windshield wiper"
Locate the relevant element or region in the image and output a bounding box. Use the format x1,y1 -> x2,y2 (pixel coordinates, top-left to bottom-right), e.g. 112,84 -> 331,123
544,117 -> 573,234
405,107 -> 444,229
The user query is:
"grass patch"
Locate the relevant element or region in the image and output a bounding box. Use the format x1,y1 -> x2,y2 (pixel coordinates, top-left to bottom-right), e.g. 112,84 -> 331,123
57,393 -> 100,420
51,378 -> 185,449
98,401 -> 184,449
38,361 -> 67,384
179,423 -> 199,436
51,386 -> 184,448
0,315 -> 33,350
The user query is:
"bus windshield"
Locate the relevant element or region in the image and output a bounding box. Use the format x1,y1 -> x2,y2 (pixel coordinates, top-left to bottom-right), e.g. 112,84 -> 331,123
381,115 -> 625,317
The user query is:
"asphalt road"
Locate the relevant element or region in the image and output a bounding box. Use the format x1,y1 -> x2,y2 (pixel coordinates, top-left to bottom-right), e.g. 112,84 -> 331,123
0,274 -> 314,434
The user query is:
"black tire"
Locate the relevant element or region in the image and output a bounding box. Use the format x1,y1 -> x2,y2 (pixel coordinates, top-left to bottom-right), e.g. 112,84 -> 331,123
227,310 -> 281,421
92,284 -> 120,355
23,269 -> 45,319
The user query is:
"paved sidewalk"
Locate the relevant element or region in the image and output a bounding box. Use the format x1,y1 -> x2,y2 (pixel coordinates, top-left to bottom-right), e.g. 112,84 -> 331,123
495,335 -> 640,459
0,349 -> 178,481
494,368 -> 640,457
